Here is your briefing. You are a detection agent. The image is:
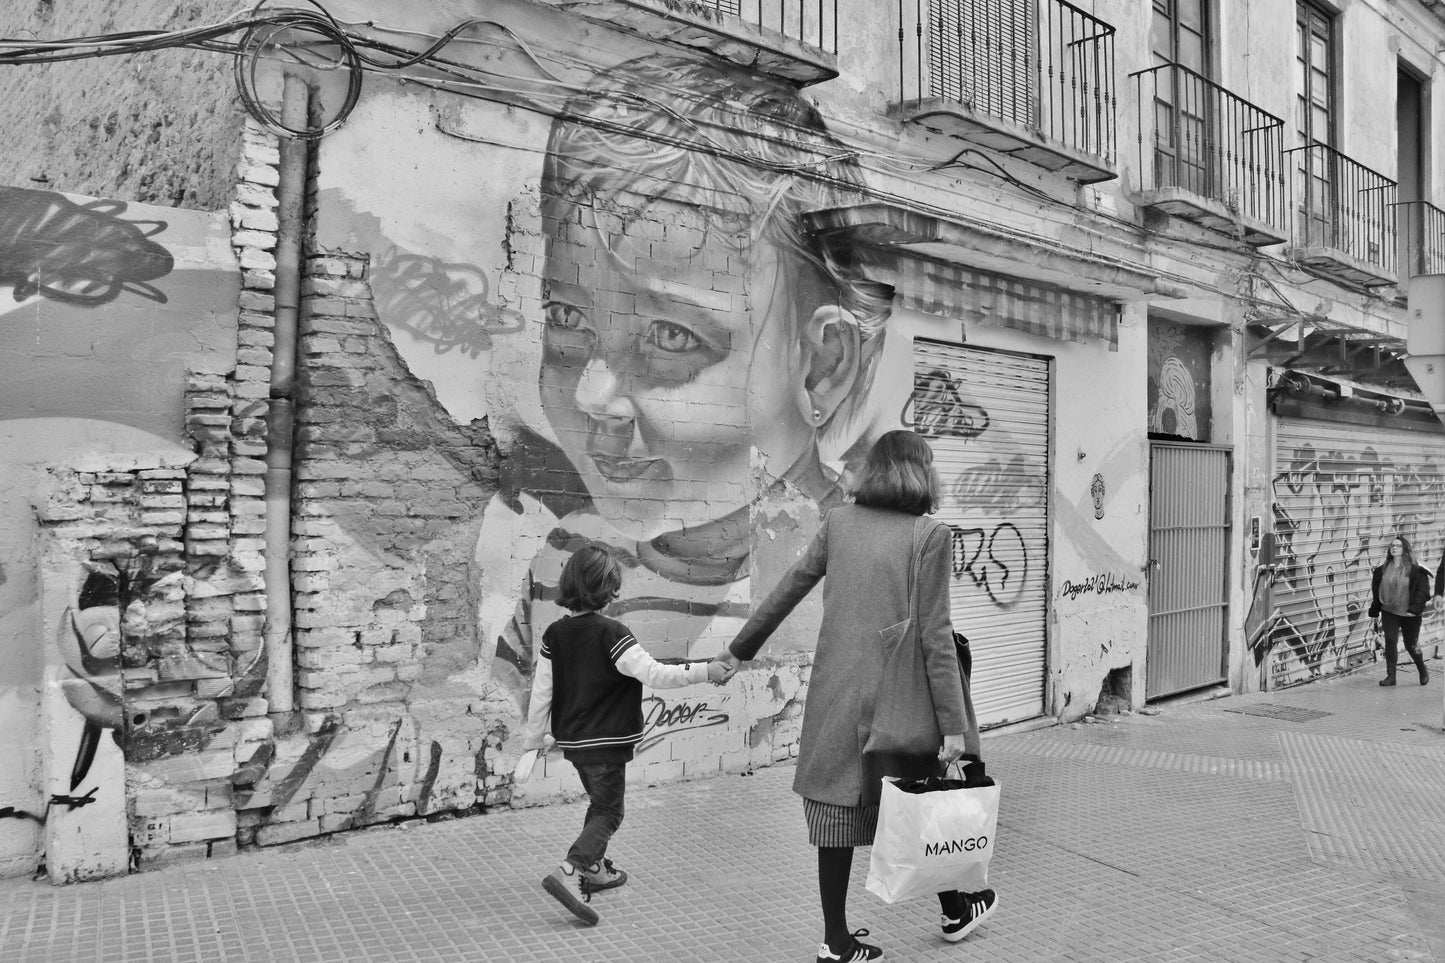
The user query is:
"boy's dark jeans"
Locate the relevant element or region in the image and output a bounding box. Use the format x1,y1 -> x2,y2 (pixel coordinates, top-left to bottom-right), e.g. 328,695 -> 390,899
565,762 -> 626,871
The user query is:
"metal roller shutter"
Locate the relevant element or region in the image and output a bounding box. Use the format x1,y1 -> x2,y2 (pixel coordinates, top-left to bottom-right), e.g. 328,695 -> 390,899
1269,418 -> 1445,687
912,340 -> 1050,725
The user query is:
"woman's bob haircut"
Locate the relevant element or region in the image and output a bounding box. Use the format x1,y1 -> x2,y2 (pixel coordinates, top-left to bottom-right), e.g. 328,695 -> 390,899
850,429 -> 941,516
556,544 -> 623,613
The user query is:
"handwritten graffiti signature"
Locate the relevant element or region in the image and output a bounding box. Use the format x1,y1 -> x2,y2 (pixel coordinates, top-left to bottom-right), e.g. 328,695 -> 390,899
1059,572 -> 1140,601
902,368 -> 990,439
636,695 -> 729,754
948,522 -> 1028,607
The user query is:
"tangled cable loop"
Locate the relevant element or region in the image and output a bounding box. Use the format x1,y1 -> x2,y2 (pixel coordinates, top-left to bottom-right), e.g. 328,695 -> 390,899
233,8 -> 362,140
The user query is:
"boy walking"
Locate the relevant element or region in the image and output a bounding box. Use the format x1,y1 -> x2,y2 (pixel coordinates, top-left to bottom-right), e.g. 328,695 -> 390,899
520,545 -> 728,925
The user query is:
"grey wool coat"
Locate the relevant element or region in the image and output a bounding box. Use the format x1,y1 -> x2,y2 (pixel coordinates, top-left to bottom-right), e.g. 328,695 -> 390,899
729,504 -> 970,808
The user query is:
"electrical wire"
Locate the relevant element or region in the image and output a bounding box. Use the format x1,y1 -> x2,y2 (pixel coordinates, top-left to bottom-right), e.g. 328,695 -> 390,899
0,3 -> 1403,315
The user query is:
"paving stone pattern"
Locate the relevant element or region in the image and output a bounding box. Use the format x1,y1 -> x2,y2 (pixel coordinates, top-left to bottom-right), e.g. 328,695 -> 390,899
1,659 -> 1441,962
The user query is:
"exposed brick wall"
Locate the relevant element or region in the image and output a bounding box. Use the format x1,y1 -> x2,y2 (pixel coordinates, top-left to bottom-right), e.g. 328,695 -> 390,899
224,244 -> 501,847
34,371 -> 262,869
90,120 -> 279,870
0,1 -> 244,210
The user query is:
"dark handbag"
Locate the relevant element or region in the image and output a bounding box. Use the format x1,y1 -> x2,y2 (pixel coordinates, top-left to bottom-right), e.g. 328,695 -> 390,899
863,517 -> 978,757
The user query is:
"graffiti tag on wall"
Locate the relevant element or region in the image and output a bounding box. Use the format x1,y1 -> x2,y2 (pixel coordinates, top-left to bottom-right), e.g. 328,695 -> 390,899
636,695 -> 729,754
1260,442 -> 1445,684
0,187 -> 172,306
1059,572 -> 1141,601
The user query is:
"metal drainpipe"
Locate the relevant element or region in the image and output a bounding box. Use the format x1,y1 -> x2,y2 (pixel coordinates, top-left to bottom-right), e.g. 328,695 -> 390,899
263,74 -> 310,717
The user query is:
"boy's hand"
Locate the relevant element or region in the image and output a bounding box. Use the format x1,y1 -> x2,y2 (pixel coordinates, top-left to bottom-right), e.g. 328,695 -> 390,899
706,659 -> 730,685
709,650 -> 740,685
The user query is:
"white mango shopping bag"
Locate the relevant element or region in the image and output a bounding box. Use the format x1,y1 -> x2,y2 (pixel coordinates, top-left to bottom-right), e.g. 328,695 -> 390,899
865,776 -> 1000,903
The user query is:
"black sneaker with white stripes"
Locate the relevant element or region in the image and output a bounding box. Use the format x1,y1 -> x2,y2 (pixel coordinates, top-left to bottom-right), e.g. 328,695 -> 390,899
815,928 -> 883,961
941,889 -> 996,942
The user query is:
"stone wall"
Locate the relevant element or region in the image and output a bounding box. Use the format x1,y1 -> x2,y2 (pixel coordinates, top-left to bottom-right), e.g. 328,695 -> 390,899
0,1 -> 244,211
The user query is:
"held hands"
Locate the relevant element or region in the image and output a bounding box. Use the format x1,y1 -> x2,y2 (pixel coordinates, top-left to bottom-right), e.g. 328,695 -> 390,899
707,651 -> 741,686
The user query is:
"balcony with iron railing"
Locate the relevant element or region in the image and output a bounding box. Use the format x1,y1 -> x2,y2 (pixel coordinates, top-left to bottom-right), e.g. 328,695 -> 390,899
1286,143 -> 1398,287
891,0 -> 1117,183
555,0 -> 837,84
1393,200 -> 1445,283
1130,63 -> 1288,247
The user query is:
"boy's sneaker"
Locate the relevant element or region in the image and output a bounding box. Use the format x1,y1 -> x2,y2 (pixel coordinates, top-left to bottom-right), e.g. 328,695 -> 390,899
580,858 -> 627,895
940,889 -> 996,942
816,928 -> 883,961
541,864 -> 599,926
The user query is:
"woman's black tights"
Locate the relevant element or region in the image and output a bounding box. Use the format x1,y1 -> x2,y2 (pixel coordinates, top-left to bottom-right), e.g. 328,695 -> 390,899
817,847 -> 967,948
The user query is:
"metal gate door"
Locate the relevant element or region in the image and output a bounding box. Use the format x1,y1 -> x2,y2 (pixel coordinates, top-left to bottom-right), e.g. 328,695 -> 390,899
1147,443 -> 1230,698
911,340 -> 1050,726
1267,418 -> 1445,686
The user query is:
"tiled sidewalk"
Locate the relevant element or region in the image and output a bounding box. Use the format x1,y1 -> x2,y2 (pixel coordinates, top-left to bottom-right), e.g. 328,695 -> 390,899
2,659 -> 1442,963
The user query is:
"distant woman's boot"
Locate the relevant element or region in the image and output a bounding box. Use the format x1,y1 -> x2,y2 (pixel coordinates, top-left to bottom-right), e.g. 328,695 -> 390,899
1380,641 -> 1398,686
1407,646 -> 1429,686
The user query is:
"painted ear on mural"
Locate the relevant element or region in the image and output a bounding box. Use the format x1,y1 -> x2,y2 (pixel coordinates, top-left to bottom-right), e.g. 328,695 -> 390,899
795,306 -> 862,426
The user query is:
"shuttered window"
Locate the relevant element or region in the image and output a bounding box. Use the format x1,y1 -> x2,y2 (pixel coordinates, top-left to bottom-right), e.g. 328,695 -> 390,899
911,340 -> 1050,725
929,0 -> 1036,126
1268,418 -> 1445,687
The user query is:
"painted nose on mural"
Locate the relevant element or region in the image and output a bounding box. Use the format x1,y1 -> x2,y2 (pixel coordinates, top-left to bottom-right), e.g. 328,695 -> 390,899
575,358 -> 660,483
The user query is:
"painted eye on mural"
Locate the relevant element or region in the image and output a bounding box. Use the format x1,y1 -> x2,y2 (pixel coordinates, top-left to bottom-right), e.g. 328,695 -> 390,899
543,301 -> 589,331
644,319 -> 706,354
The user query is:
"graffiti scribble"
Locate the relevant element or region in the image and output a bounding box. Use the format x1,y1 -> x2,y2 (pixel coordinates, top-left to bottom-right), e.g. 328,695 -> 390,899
1265,442 -> 1445,683
0,186 -> 172,305
905,368 -> 991,439
949,522 -> 1028,607
371,248 -> 525,357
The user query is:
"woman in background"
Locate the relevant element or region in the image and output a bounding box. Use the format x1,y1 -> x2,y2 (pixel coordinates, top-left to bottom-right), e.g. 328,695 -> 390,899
1369,534 -> 1431,686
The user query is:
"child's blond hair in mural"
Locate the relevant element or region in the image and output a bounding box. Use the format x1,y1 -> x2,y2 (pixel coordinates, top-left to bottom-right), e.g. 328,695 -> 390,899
539,54 -> 893,463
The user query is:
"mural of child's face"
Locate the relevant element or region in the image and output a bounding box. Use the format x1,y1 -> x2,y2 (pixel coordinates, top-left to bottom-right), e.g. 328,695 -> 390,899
538,197 -> 815,539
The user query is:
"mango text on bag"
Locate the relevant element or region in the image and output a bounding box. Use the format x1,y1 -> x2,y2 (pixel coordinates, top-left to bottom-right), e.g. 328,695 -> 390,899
924,835 -> 989,856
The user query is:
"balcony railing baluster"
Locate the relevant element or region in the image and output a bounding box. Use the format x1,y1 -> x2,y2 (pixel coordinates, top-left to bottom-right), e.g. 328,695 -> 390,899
1284,142 -> 1398,282
1390,200 -> 1445,281
896,0 -> 1116,171
683,0 -> 837,54
1130,62 -> 1287,245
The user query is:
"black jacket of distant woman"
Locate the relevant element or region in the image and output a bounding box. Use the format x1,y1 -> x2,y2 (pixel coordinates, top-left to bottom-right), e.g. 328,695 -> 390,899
1368,563 -> 1432,619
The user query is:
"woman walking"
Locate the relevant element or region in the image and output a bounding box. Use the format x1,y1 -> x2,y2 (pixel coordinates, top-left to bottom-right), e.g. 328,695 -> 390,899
718,430 -> 995,962
1369,534 -> 1432,686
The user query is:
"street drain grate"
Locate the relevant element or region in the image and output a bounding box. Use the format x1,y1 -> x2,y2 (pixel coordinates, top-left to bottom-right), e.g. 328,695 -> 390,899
1222,703 -> 1333,723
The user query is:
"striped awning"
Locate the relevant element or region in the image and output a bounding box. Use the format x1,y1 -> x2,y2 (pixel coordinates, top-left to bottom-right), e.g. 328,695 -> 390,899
802,202 -> 1178,350
893,257 -> 1119,349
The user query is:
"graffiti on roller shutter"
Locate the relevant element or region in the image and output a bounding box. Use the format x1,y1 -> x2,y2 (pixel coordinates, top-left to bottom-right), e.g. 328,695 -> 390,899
1261,442 -> 1445,681
948,522 -> 1029,606
906,368 -> 1036,609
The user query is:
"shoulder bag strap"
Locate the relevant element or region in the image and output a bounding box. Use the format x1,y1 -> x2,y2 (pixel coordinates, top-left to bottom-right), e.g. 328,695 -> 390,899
908,515 -> 931,626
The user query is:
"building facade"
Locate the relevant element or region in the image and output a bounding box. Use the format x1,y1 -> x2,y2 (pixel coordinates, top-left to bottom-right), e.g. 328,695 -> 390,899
1,0 -> 1442,881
